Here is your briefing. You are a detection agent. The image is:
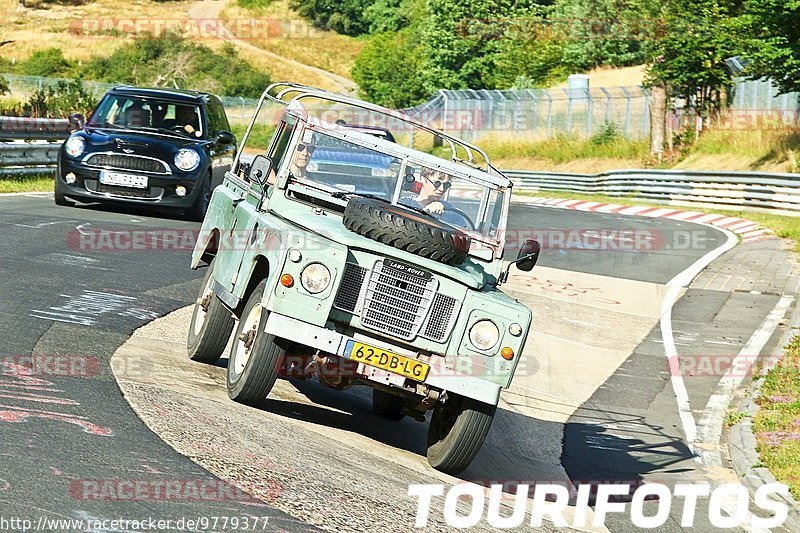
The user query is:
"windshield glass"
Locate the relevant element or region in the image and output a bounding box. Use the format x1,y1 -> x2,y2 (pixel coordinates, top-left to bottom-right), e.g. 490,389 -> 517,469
89,94 -> 203,139
289,129 -> 506,255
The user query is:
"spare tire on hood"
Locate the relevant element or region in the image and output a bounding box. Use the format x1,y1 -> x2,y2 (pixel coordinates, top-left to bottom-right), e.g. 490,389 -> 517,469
342,197 -> 471,266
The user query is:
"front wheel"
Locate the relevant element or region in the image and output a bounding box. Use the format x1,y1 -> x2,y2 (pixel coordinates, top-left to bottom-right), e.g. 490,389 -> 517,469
226,280 -> 286,404
186,172 -> 212,222
426,393 -> 496,475
187,258 -> 235,364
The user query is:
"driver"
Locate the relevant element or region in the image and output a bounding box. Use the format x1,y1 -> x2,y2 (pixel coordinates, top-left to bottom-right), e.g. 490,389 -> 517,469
267,133 -> 315,185
175,106 -> 199,136
403,166 -> 452,215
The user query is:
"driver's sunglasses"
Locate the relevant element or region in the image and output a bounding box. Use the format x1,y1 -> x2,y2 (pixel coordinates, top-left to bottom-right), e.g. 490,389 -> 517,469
424,175 -> 452,191
297,144 -> 316,154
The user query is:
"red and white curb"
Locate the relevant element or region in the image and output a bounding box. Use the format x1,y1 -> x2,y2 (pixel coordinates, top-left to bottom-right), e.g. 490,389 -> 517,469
514,196 -> 774,244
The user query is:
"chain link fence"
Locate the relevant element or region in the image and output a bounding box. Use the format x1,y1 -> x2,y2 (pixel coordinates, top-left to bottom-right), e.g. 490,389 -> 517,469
3,73 -> 799,138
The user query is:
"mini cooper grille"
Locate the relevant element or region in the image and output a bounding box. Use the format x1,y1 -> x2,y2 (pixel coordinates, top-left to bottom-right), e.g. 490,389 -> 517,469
332,262 -> 460,342
88,154 -> 167,174
361,261 -> 437,340
333,263 -> 367,313
422,293 -> 460,342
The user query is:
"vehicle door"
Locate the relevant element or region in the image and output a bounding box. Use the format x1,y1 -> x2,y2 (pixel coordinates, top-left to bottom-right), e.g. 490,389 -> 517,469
206,97 -> 236,188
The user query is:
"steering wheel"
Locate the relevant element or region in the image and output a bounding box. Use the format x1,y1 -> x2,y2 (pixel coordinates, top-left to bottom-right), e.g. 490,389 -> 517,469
442,206 -> 475,232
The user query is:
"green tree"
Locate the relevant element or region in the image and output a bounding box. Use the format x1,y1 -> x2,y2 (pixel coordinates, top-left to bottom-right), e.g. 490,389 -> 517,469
644,0 -> 742,117
290,0 -> 375,35
352,30 -> 428,107
739,0 -> 800,94
22,79 -> 97,118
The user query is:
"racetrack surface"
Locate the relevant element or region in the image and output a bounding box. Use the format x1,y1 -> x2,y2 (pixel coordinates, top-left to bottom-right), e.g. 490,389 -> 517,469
0,193 -> 795,531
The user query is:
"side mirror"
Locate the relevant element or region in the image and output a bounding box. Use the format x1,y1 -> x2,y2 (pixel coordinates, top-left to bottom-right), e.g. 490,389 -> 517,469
498,239 -> 541,284
216,130 -> 236,145
249,155 -> 273,187
516,239 -> 541,272
69,113 -> 85,130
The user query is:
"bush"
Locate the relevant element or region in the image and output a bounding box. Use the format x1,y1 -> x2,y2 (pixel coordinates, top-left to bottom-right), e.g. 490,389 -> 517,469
19,48 -> 72,77
590,120 -> 623,146
19,79 -> 98,118
351,30 -> 428,108
236,0 -> 273,7
291,0 -> 374,35
0,76 -> 9,96
82,32 -> 270,98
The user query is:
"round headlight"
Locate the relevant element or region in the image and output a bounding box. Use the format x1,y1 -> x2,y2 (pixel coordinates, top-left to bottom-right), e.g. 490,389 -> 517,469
65,136 -> 85,157
469,320 -> 500,351
300,263 -> 331,294
174,149 -> 200,171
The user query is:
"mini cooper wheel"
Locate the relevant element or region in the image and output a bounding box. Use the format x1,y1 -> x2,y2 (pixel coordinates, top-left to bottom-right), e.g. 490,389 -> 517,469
187,258 -> 235,364
187,172 -> 212,222
426,393 -> 496,475
226,280 -> 286,404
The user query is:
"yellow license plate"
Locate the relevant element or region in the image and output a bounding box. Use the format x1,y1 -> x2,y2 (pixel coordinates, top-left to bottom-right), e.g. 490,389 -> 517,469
346,341 -> 429,382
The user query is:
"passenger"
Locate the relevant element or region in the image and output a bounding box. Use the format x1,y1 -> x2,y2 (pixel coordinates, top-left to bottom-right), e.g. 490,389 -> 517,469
123,101 -> 150,128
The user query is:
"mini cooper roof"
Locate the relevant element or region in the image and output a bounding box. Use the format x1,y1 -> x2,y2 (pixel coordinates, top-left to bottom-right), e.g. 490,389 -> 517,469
255,82 -> 512,190
109,86 -> 214,104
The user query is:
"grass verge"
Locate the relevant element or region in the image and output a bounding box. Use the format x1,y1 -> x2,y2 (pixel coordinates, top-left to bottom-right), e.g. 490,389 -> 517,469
0,174 -> 53,193
754,335 -> 800,499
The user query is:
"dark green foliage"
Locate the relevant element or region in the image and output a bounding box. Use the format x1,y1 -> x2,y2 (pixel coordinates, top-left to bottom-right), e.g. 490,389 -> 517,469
739,0 -> 800,95
352,30 -> 428,107
290,0 -> 375,35
236,0 -> 273,7
19,48 -> 72,77
644,0 -> 742,115
591,120 -> 623,145
83,33 -> 270,97
0,75 -> 8,96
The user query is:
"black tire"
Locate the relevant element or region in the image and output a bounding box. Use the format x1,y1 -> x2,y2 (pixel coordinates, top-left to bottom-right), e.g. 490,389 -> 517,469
342,197 -> 471,266
426,393 -> 496,475
187,259 -> 235,364
186,172 -> 212,222
54,183 -> 72,207
226,280 -> 286,404
372,389 -> 406,420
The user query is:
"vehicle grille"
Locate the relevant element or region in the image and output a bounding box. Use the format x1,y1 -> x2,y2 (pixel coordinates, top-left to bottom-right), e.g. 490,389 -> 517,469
332,261 -> 460,342
87,154 -> 167,174
333,263 -> 367,313
422,293 -> 461,342
361,260 -> 438,340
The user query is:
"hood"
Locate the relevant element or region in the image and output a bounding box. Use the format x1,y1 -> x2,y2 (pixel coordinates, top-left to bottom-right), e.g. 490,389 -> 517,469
80,127 -> 203,162
273,205 -> 495,290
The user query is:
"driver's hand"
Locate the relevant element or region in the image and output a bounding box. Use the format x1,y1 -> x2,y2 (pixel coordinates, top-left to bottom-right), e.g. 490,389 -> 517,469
424,201 -> 445,215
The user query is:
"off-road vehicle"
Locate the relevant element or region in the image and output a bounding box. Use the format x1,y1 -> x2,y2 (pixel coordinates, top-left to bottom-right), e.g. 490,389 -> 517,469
187,82 -> 540,475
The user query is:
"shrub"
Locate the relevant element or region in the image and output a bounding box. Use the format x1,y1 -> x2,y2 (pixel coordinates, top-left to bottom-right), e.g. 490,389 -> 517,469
20,79 -> 98,118
19,48 -> 72,77
590,120 -> 623,146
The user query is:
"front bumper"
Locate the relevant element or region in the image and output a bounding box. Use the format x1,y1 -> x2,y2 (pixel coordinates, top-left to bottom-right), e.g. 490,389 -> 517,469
264,313 -> 501,405
57,157 -> 202,209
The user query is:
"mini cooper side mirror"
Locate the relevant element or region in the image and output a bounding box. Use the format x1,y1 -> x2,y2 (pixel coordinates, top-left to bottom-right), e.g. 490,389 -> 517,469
69,113 -> 85,131
498,239 -> 541,284
216,130 -> 236,145
249,155 -> 273,187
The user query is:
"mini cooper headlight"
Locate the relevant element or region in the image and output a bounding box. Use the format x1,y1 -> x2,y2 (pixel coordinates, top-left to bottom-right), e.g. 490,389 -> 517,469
65,136 -> 85,157
174,149 -> 200,171
469,320 -> 500,351
300,262 -> 331,294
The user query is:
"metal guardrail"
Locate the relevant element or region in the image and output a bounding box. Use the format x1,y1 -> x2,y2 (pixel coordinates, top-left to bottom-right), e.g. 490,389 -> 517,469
505,169 -> 800,213
0,117 -> 71,141
0,142 -> 62,176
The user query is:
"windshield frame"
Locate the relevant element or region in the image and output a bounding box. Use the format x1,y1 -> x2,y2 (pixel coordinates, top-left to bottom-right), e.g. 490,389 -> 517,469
277,122 -> 509,259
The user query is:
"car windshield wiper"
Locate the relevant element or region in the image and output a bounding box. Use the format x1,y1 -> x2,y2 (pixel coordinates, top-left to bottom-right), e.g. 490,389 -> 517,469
137,126 -> 192,138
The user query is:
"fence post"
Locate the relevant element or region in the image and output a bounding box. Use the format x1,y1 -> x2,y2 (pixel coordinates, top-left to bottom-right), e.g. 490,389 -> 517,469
585,87 -> 592,138
566,88 -> 573,134
546,93 -> 553,136
600,87 -> 612,125
620,86 -> 632,138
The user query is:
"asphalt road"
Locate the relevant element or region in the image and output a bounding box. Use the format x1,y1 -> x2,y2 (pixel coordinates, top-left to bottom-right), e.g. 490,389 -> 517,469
0,193 -> 788,531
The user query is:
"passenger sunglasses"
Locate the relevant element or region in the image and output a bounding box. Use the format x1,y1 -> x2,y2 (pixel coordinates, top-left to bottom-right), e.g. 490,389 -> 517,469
424,175 -> 452,191
297,144 -> 316,154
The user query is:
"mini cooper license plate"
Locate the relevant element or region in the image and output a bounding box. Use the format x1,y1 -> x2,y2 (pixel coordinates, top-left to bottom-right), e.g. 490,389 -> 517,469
345,340 -> 429,382
100,171 -> 148,189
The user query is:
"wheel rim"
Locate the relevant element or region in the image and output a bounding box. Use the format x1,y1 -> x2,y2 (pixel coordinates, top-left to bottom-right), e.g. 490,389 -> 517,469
191,275 -> 215,337
230,303 -> 262,382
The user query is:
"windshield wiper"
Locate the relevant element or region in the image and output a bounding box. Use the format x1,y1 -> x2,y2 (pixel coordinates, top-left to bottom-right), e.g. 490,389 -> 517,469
137,126 -> 191,138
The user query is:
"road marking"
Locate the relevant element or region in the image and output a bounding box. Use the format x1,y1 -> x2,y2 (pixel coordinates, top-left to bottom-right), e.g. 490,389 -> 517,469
696,293 -> 793,447
659,226 -> 738,445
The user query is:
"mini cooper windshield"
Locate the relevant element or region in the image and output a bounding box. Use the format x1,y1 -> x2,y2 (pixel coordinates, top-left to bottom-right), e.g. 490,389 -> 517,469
288,129 -> 507,256
88,94 -> 204,139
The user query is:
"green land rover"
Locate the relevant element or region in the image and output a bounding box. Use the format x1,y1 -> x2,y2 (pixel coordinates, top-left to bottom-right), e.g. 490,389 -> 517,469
186,83 -> 540,475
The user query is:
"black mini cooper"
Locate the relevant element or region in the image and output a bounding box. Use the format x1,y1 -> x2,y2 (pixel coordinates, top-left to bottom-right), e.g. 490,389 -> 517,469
55,86 -> 237,220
